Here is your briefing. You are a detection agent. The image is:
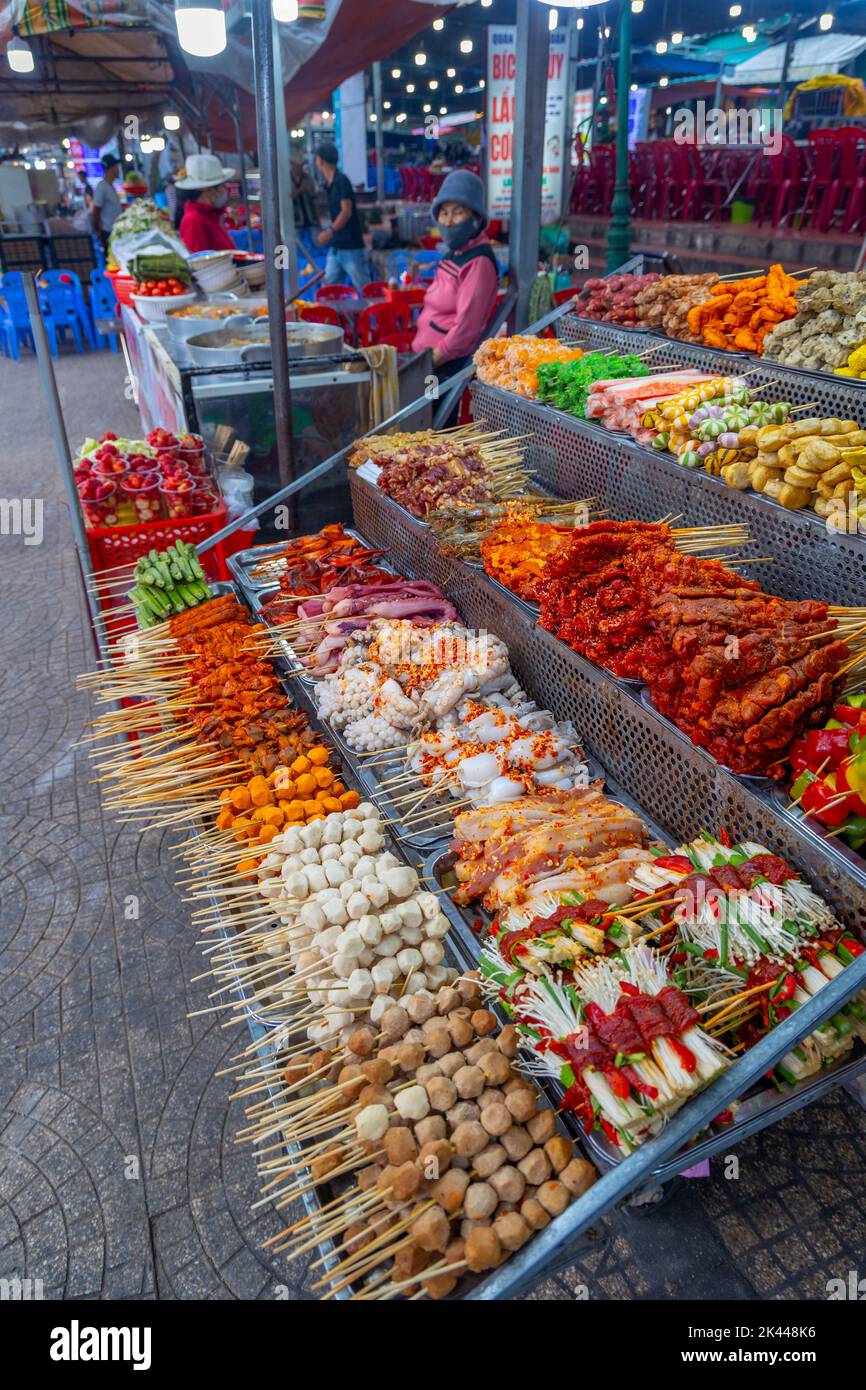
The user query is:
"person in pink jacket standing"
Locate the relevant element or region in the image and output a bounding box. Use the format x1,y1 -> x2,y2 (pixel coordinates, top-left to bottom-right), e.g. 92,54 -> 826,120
413,169 -> 499,386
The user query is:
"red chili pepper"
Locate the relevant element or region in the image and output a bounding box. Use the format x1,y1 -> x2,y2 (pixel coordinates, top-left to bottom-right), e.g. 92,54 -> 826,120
714,1109 -> 734,1124
718,828 -> 732,848
703,948 -> 720,960
618,980 -> 639,996
772,972 -> 796,1002
602,1065 -> 631,1099
668,1037 -> 698,1073
599,1117 -> 621,1147
653,854 -> 693,873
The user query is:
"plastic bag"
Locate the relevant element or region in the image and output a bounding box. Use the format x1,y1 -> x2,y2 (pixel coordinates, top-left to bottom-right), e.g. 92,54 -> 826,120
216,466 -> 258,530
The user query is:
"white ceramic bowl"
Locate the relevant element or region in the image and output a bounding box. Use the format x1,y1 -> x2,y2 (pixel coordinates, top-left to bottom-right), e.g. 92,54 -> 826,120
131,290 -> 197,323
190,251 -> 237,293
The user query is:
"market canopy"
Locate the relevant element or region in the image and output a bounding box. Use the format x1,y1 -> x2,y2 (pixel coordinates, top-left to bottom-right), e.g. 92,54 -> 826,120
727,31 -> 866,84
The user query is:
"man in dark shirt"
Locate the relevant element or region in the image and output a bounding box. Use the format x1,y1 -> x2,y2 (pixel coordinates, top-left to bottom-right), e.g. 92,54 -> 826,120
314,141 -> 370,291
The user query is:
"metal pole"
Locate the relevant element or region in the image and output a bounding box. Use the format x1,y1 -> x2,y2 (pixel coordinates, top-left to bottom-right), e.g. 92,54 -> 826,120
23,274 -> 111,659
562,19 -> 581,221
250,0 -> 296,499
231,88 -> 251,237
508,0 -> 549,331
272,17 -> 299,299
606,0 -> 632,271
372,62 -> 386,205
198,290 -> 568,554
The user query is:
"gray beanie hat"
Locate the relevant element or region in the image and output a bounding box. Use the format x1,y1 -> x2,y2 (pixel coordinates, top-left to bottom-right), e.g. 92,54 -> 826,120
431,169 -> 487,229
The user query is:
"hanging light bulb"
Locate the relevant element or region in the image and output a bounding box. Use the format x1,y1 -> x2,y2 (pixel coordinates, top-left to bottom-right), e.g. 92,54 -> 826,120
384,100 -> 391,109
370,112 -> 377,121
576,16 -> 584,28
406,82 -> 415,93
440,106 -> 447,115
429,79 -> 439,90
671,31 -> 683,44
455,83 -> 464,94
630,82 -> 638,91
459,38 -> 473,53
433,17 -> 444,29
174,0 -> 227,58
272,0 -> 298,21
415,50 -> 426,64
819,12 -> 833,30
631,1 -> 643,11
391,67 -> 401,78
742,23 -> 757,41
7,36 -> 35,73
656,39 -> 668,53
729,4 -> 742,14
164,113 -> 181,131
548,6 -> 559,28
423,103 -> 431,113
479,78 -> 485,89
659,76 -> 669,87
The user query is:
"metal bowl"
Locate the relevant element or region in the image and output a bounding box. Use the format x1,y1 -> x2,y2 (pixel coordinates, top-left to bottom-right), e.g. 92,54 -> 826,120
184,319 -> 344,366
165,306 -> 257,347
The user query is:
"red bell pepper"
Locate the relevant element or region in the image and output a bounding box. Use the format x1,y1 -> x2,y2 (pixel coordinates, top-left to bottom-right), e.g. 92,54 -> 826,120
800,775 -> 854,826
804,727 -> 852,770
788,737 -> 810,773
833,705 -> 866,730
653,854 -> 693,874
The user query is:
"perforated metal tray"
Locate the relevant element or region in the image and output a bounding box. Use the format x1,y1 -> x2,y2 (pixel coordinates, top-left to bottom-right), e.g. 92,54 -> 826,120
349,469 -> 866,929
557,311 -> 866,413
227,526 -> 392,601
468,380 -> 866,609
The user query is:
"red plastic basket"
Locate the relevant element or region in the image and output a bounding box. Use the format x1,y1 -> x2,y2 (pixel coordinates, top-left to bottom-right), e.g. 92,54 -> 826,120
85,501 -> 232,580
105,268 -> 137,308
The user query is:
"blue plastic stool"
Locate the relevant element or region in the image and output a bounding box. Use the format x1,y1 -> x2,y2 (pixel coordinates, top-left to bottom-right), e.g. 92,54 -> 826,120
0,272 -> 59,357
89,269 -> 119,352
38,269 -> 95,350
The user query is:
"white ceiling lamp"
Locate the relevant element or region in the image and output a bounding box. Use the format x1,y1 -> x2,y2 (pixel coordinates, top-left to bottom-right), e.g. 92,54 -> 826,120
433,17 -> 444,29
34,158 -> 46,170
479,78 -> 485,88
631,1 -> 643,11
446,67 -> 456,77
423,103 -> 432,112
671,31 -> 683,44
174,0 -> 227,57
656,39 -> 668,53
396,112 -> 407,123
742,23 -> 757,41
62,137 -> 71,149
391,67 -> 401,78
415,50 -> 426,64
548,6 -> 559,28
164,113 -> 181,131
440,106 -> 447,114
125,153 -> 133,161
384,100 -> 392,109
659,75 -> 669,86
459,37 -> 473,53
819,12 -> 833,30
370,112 -> 377,121
406,82 -> 415,93
7,36 -> 35,73
729,3 -> 742,13
454,83 -> 464,93
272,0 -> 298,21
481,0 -> 492,6
429,78 -> 439,89
630,82 -> 638,91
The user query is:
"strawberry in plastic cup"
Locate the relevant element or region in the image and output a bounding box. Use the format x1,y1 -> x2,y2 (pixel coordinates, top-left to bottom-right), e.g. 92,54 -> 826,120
79,476 -> 118,528
147,427 -> 180,451
176,432 -> 206,468
158,471 -> 198,518
189,485 -> 220,516
122,472 -> 164,522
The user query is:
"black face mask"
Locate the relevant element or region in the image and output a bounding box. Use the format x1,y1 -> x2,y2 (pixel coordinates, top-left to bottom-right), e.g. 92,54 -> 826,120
440,217 -> 479,252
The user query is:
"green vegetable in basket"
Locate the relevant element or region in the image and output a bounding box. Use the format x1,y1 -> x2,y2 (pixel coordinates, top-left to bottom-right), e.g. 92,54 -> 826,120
128,540 -> 213,628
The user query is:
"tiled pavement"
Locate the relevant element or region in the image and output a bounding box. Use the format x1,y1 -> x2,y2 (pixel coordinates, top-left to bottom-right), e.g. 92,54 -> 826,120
1,348 -> 865,1302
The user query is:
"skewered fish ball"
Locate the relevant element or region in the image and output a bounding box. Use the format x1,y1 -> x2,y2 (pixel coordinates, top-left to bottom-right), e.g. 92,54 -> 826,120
506,1086 -> 539,1124
489,1165 -> 526,1205
355,1103 -> 389,1142
464,1225 -> 502,1272
381,1005 -> 409,1039
418,1138 -> 454,1177
479,1051 -> 512,1086
497,1024 -> 520,1058
416,1063 -> 442,1085
384,1126 -> 418,1165
481,1102 -> 513,1138
545,1137 -> 574,1173
561,1158 -> 597,1197
395,1084 -> 430,1121
471,1008 -> 498,1036
474,1143 -> 508,1178
436,986 -> 462,1014
431,1167 -> 469,1213
518,1148 -> 552,1186
501,1126 -> 533,1162
362,1057 -> 394,1086
537,1179 -> 570,1217
414,1115 -> 446,1146
412,1204 -> 451,1253
527,1108 -> 557,1144
395,1041 -> 425,1072
452,1120 -> 489,1158
520,1197 -> 550,1231
464,1181 -> 498,1221
454,1064 -> 484,1099
493,1211 -> 531,1252
438,1050 -> 465,1078
447,1101 -> 480,1128
447,1014 -> 474,1048
406,992 -> 437,1024
425,1075 -> 458,1112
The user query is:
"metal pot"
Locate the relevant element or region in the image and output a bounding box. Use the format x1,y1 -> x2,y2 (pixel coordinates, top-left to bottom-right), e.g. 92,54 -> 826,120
165,308 -> 255,348
184,319 -> 344,367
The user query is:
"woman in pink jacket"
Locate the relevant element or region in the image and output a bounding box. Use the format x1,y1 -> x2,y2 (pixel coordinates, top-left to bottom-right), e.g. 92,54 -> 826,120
412,169 -> 499,384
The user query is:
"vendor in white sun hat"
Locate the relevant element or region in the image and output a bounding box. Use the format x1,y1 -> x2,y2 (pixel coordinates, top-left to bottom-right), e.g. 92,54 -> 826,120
177,153 -> 237,254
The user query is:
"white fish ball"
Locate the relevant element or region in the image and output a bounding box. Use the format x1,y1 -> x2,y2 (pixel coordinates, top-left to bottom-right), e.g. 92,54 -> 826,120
382,867 -> 418,900
300,901 -> 326,932
337,929 -> 365,959
300,821 -> 324,849
395,1085 -> 430,1122
328,986 -> 353,1008
299,847 -> 321,866
375,934 -> 401,958
358,830 -> 384,853
324,861 -> 349,887
284,871 -> 309,900
358,915 -> 383,947
347,968 -> 374,1000
305,865 -> 328,894
369,995 -> 391,1024
372,959 -> 399,990
400,925 -> 423,947
396,947 -> 423,974
341,818 -> 363,840
421,939 -> 445,966
362,879 -> 390,910
346,892 -> 371,921
424,913 -> 451,940
355,1103 -> 390,1142
397,900 -> 423,930
319,843 -> 341,863
278,830 -> 304,854
417,893 -> 440,921
332,953 -> 354,980
317,924 -> 343,954
280,854 -> 304,875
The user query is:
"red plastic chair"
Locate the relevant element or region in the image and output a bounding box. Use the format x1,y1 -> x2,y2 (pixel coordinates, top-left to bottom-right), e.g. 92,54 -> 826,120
755,134 -> 806,228
800,130 -> 840,233
667,141 -> 722,223
362,281 -> 391,299
357,301 -> 409,347
552,287 -> 577,306
316,284 -> 359,302
826,129 -> 866,232
298,303 -> 341,326
386,285 -> 426,324
588,145 -> 615,215
648,141 -> 671,219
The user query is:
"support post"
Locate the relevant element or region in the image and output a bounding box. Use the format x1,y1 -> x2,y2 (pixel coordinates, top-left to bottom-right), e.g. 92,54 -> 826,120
250,0 -> 296,500
272,18 -> 299,299
372,62 -> 386,205
508,0 -> 549,331
231,87 -> 251,236
606,0 -> 632,272
23,274 -> 110,659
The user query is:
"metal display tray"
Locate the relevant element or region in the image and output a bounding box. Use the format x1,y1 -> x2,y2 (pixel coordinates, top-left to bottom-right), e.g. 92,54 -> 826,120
227,525 -> 388,602
349,468 -> 866,929
557,310 -> 866,412
468,380 -> 866,610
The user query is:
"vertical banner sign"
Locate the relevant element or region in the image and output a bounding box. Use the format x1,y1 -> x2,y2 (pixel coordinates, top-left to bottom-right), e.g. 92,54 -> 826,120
487,27 -> 568,223
334,72 -> 368,189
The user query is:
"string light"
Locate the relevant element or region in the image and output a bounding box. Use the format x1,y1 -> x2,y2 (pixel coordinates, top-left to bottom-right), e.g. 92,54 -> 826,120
415,50 -> 426,64
479,78 -> 485,88
391,67 -> 401,78
631,1 -> 643,11
429,79 -> 439,89
383,100 -> 391,109
455,83 -> 464,93
440,106 -> 447,114
433,17 -> 444,30
459,38 -> 473,53
406,82 -> 415,93
396,112 -> 407,123
729,4 -> 741,14
164,113 -> 181,131
548,6 -> 558,28
671,31 -> 683,43
576,15 -> 584,27
656,39 -> 668,53
659,76 -> 669,86
446,67 -> 456,77
819,12 -> 833,29
423,103 -> 431,112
